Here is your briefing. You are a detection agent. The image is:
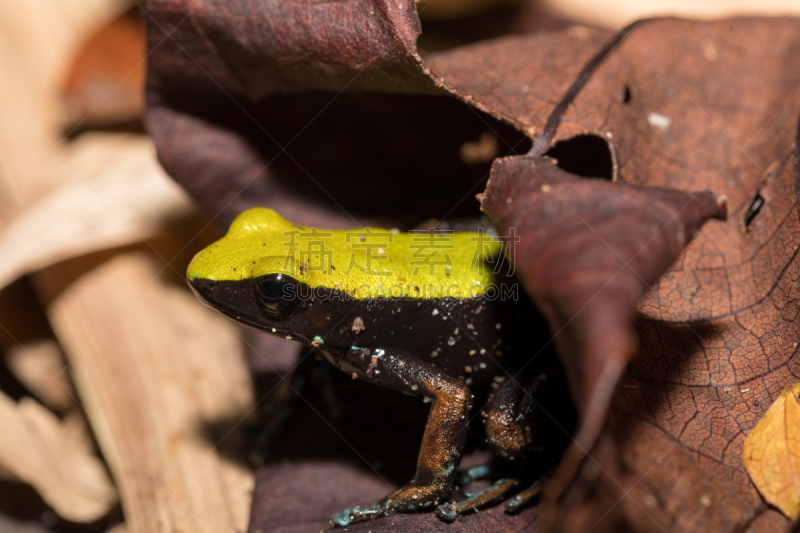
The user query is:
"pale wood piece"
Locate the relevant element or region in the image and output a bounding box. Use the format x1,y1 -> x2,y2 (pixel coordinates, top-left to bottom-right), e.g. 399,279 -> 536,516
0,462 -> 19,481
539,0 -> 800,28
0,0 -> 130,216
0,4 -> 254,530
106,523 -> 128,533
0,134 -> 194,291
37,251 -> 255,533
0,392 -> 117,522
0,0 -> 130,523
4,338 -> 75,411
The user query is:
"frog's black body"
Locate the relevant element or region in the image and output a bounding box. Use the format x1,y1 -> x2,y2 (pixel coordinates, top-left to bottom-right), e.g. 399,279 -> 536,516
190,276 -> 538,387
190,273 -> 557,524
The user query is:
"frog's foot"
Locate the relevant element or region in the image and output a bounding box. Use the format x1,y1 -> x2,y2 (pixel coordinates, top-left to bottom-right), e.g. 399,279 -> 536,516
504,474 -> 547,513
328,347 -> 471,527
436,477 -> 519,522
330,485 -> 447,527
330,503 -> 385,527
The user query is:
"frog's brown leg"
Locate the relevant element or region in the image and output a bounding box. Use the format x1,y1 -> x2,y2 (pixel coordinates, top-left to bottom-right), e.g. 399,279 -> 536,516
483,378 -> 537,459
432,379 -> 541,522
436,477 -> 520,522
327,347 -> 472,527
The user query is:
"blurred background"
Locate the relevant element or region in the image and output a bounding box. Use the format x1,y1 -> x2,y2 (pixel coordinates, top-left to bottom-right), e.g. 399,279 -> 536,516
0,1 -> 797,532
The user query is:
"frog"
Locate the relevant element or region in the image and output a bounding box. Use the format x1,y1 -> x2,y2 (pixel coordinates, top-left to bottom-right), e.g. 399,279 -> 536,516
186,207 -> 564,526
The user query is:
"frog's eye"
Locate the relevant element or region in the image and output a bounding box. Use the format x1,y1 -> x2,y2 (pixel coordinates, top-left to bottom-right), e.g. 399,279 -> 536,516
253,274 -> 299,319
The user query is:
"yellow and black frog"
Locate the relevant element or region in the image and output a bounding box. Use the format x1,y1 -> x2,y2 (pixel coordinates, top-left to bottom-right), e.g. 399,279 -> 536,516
187,208 -> 566,526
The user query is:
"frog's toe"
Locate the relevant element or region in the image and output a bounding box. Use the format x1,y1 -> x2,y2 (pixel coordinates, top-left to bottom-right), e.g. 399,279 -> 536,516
436,478 -> 519,522
504,474 -> 547,513
329,486 -> 447,527
329,508 -> 358,528
329,503 -> 385,527
435,502 -> 461,522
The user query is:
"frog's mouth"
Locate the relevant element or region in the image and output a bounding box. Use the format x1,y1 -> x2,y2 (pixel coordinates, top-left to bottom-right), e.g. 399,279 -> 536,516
188,276 -> 326,345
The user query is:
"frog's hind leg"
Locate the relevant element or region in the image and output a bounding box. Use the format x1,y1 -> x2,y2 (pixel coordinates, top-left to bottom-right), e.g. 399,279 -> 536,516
483,378 -> 538,459
434,379 -> 543,522
326,347 -> 472,527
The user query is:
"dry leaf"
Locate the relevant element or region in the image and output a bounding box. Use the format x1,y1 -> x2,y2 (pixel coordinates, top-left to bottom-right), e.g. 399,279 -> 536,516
4,339 -> 74,412
143,0 -> 606,228
140,1 -> 800,531
480,154 -> 727,499
525,18 -> 800,533
37,249 -> 255,533
0,393 -> 117,522
62,9 -> 146,126
539,0 -> 800,28
0,3 -> 257,532
743,382 -> 800,520
0,134 -> 194,291
0,0 -> 131,212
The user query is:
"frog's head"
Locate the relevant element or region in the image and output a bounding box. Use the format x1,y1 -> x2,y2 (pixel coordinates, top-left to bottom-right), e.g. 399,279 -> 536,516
186,208 -> 354,345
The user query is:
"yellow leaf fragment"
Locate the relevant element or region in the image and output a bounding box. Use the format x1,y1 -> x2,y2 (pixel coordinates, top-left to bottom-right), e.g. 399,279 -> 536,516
743,382 -> 800,520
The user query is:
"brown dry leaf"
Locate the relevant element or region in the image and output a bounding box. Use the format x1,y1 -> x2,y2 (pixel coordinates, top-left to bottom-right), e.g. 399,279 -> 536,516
143,0 -> 608,227
141,2 -> 800,532
480,154 -> 727,496
743,382 -> 800,520
519,18 -> 800,533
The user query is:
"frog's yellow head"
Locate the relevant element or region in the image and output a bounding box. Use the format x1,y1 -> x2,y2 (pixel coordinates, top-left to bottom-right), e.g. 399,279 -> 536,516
187,207 -> 505,343
188,207 -> 501,299
188,208 -> 320,284
187,209 -> 344,340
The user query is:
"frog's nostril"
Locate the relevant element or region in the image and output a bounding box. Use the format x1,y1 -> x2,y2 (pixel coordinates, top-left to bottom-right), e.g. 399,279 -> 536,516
253,273 -> 299,319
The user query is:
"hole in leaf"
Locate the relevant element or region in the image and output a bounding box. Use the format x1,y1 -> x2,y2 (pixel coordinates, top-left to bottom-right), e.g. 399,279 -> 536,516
744,192 -> 764,228
623,85 -> 632,104
545,134 -> 613,181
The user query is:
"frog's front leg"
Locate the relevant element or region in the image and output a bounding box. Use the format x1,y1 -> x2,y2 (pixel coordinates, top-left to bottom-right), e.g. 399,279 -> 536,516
326,347 -> 472,527
435,379 -> 540,521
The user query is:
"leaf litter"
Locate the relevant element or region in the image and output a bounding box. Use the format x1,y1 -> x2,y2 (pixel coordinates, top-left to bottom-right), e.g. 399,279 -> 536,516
141,1 -> 800,531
